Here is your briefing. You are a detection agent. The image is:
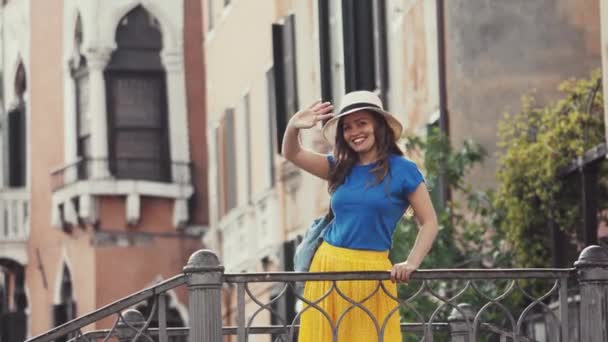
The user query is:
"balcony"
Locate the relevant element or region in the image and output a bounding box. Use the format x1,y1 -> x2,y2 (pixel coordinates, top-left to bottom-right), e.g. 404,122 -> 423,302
219,189 -> 280,272
0,188 -> 30,264
49,158 -> 193,229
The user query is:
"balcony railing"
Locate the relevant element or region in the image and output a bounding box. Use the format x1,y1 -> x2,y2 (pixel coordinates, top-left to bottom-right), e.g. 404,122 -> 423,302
219,189 -> 279,271
25,245 -> 608,342
50,157 -> 192,191
0,188 -> 29,242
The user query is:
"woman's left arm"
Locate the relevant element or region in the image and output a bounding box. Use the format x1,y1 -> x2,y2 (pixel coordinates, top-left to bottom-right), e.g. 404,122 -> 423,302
390,182 -> 439,283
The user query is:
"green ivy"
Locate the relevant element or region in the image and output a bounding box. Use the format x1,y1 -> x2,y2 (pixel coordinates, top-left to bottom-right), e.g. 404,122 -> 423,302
495,70 -> 606,268
390,127 -> 514,330
392,127 -> 509,270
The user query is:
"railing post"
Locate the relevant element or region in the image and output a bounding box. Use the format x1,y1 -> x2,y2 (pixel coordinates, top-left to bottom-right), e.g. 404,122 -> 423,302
116,309 -> 145,342
574,245 -> 608,342
183,249 -> 224,342
448,303 -> 475,342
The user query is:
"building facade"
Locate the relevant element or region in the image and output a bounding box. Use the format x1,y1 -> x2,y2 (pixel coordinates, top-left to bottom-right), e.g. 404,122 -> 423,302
0,0 -> 209,339
204,0 -> 602,338
0,0 -> 603,340
203,0 -> 442,336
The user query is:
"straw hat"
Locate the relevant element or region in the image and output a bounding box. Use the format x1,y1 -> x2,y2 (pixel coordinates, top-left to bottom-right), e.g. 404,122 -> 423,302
321,90 -> 403,144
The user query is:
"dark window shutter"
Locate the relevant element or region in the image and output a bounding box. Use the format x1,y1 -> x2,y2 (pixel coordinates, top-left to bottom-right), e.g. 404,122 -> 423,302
266,69 -> 277,186
272,23 -> 287,152
224,108 -> 237,211
1,311 -> 26,342
75,73 -> 90,144
243,94 -> 253,202
215,125 -> 224,216
283,14 -> 299,120
74,69 -> 91,179
52,301 -> 76,342
106,72 -> 170,182
372,0 -> 389,102
272,14 -> 299,153
7,106 -> 26,187
342,0 -> 376,92
318,0 -> 333,103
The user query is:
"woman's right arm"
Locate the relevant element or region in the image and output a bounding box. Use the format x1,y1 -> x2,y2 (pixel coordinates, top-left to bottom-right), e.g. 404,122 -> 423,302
282,101 -> 334,180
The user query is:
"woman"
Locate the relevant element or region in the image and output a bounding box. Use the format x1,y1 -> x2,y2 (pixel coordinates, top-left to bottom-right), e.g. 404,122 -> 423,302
282,90 -> 438,341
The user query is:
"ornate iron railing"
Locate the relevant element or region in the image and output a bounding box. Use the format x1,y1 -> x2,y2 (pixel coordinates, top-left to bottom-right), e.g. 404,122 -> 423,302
26,274 -> 187,342
26,245 -> 608,342
223,269 -> 573,342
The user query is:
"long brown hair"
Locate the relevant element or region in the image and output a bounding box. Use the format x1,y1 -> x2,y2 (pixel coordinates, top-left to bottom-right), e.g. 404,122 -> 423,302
328,111 -> 403,194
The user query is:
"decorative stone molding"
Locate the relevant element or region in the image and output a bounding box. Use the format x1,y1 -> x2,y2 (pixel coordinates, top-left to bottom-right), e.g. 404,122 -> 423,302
63,199 -> 79,226
101,0 -> 181,52
173,198 -> 189,229
161,51 -> 185,73
56,0 -> 192,230
78,194 -> 98,225
126,194 -> 141,226
51,180 -> 193,229
219,189 -> 279,272
280,160 -> 302,196
83,48 -> 113,179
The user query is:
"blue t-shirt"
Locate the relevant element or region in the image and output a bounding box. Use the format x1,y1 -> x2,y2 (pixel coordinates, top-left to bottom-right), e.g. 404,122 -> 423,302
324,154 -> 424,251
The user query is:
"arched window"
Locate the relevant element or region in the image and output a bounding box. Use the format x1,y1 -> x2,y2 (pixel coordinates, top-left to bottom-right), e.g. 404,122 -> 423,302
70,15 -> 91,180
53,264 -> 76,342
136,294 -> 186,342
105,6 -> 170,182
0,259 -> 27,342
5,62 -> 27,187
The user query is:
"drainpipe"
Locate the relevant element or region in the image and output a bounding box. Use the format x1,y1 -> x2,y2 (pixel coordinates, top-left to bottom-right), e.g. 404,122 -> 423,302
318,0 -> 332,104
0,3 -> 4,111
1,4 -> 5,188
435,0 -> 450,204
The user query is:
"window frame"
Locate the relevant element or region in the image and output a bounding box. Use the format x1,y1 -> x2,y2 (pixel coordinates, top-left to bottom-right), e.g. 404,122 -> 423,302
105,70 -> 172,182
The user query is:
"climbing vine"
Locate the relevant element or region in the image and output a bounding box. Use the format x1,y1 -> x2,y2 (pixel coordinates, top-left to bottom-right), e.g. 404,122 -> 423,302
495,70 -> 607,267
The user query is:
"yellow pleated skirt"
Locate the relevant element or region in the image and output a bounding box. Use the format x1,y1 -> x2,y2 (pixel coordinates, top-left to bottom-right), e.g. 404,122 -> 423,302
297,241 -> 402,342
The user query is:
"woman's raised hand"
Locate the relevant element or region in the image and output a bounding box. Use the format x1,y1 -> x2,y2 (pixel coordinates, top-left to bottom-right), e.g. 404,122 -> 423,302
288,101 -> 334,129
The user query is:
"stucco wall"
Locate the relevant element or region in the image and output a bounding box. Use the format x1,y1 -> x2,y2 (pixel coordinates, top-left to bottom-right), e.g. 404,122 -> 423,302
445,0 -> 601,189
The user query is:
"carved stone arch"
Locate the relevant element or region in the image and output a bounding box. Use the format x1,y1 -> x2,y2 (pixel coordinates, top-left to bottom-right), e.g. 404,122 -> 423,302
52,250 -> 77,305
103,0 -> 178,52
52,262 -> 76,337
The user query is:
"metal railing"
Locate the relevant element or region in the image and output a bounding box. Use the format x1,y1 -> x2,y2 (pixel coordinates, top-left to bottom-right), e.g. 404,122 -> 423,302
0,187 -> 29,242
223,269 -> 573,341
26,245 -> 608,342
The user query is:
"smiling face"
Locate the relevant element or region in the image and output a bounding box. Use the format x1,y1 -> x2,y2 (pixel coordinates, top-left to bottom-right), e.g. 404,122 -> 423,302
340,111 -> 378,157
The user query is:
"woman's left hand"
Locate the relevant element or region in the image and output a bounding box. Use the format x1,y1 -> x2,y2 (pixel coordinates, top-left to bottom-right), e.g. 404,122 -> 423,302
390,261 -> 418,283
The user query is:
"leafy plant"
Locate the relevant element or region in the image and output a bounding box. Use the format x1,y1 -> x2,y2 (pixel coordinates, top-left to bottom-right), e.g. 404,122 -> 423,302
390,126 -> 514,330
494,70 -> 606,267
391,127 -> 509,270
